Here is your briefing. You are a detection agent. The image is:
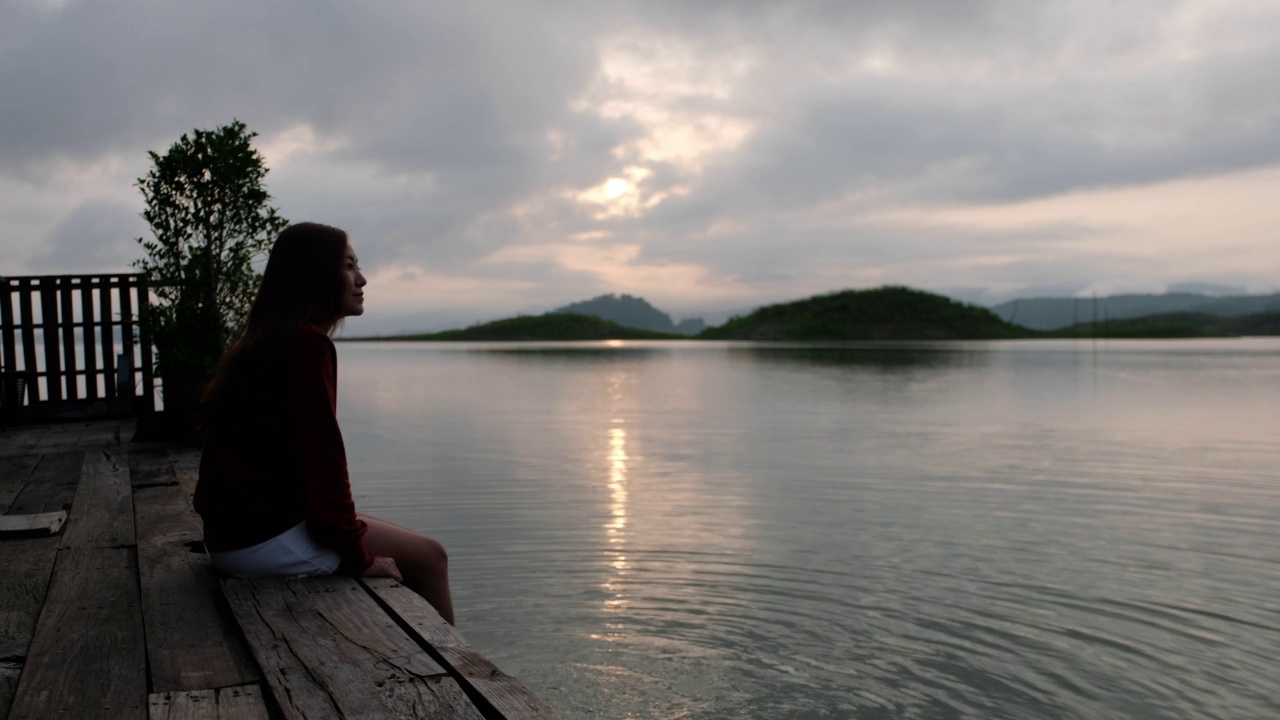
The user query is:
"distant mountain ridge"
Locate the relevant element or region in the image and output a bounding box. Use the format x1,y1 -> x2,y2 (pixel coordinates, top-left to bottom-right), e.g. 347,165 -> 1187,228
345,286 -> 1280,341
990,292 -> 1280,330
1045,311 -> 1280,338
553,294 -> 705,335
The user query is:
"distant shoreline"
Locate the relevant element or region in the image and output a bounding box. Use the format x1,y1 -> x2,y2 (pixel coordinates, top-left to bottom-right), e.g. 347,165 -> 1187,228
338,287 -> 1280,342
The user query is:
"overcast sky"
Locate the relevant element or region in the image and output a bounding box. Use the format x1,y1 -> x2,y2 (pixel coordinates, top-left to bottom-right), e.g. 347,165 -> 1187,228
3,0 -> 1278,332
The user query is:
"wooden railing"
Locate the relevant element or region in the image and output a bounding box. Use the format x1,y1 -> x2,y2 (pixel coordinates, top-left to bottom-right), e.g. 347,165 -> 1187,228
0,274 -> 155,420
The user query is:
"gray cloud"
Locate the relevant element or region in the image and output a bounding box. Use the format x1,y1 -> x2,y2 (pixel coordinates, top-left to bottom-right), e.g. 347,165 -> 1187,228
27,199 -> 146,273
2,0 -> 1278,326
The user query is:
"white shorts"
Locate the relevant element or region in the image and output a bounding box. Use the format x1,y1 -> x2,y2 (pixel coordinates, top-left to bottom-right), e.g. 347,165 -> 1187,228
209,521 -> 342,578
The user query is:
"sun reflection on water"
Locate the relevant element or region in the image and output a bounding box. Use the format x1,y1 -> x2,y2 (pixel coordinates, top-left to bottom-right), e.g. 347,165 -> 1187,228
597,423 -> 631,638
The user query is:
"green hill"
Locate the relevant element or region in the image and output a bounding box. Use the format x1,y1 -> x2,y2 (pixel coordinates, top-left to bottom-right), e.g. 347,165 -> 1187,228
700,286 -> 1028,340
386,313 -> 686,341
1044,311 -> 1280,338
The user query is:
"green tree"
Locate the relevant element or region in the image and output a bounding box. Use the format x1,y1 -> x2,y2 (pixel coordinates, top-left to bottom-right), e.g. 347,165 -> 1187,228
134,120 -> 289,379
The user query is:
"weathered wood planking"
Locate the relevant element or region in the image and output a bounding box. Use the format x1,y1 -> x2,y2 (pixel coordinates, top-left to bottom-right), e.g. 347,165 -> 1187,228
0,535 -> 60,719
6,547 -> 148,719
129,445 -> 200,517
5,451 -> 85,516
16,282 -> 37,408
77,418 -> 128,449
0,455 -> 39,512
7,442 -> 148,719
147,684 -> 271,720
223,575 -> 483,720
0,510 -> 66,538
2,275 -> 153,414
30,422 -> 87,453
130,445 -> 178,489
134,481 -> 261,693
169,447 -> 201,510
99,279 -> 117,402
0,427 -> 47,457
60,448 -> 133,549
38,284 -> 61,403
80,279 -> 99,402
0,278 -> 16,375
363,578 -> 560,719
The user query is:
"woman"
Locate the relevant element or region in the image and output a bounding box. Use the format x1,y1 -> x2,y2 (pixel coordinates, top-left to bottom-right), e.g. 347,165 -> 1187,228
195,222 -> 455,625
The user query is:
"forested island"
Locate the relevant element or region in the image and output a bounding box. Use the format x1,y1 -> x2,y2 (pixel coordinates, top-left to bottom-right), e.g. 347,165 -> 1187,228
348,286 -> 1280,342
699,287 -> 1024,340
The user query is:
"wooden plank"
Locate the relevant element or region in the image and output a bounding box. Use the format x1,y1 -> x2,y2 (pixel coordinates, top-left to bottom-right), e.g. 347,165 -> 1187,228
0,454 -> 40,512
60,277 -> 78,401
81,278 -> 99,401
130,445 -> 178,489
169,448 -> 201,510
60,448 -> 133,549
119,279 -> 135,400
32,422 -> 87,452
100,280 -> 116,401
0,510 -> 66,538
5,451 -> 85,516
136,277 -> 155,412
7,546 -> 147,720
363,578 -> 560,719
148,684 -> 271,720
170,445 -> 202,474
0,426 -> 48,457
78,419 -> 129,449
40,282 -> 62,402
223,575 -> 483,720
18,279 -> 38,405
134,482 -> 261,693
0,535 -> 61,719
0,278 -> 16,376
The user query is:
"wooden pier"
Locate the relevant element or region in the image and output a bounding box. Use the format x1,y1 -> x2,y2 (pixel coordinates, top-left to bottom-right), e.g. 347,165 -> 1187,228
0,419 -> 556,720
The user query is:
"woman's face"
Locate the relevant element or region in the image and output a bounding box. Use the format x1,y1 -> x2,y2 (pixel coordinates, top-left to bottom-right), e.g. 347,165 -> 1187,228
340,243 -> 367,317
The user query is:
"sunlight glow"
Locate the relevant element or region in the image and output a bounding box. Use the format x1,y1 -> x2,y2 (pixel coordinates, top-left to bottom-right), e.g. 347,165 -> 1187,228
601,178 -> 632,201
572,166 -> 678,219
566,32 -> 755,220
256,124 -> 346,166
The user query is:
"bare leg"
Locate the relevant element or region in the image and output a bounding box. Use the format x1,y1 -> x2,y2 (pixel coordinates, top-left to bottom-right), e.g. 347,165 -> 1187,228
359,513 -> 456,625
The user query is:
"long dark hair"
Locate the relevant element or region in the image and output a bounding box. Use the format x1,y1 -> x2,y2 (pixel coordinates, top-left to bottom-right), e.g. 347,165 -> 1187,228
201,222 -> 349,427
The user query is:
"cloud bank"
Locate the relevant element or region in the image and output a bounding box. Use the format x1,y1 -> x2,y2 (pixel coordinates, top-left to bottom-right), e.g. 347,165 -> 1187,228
3,0 -> 1278,331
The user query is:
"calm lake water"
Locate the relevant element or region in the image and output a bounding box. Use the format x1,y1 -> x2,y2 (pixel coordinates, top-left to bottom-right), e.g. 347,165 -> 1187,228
335,339 -> 1280,720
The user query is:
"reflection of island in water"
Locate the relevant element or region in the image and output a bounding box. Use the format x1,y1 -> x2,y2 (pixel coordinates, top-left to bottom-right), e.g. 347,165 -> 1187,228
457,340 -> 973,373
461,343 -> 675,364
730,343 -> 970,372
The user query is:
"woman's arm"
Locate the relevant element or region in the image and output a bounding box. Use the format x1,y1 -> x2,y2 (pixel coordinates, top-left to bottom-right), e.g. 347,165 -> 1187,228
293,328 -> 375,574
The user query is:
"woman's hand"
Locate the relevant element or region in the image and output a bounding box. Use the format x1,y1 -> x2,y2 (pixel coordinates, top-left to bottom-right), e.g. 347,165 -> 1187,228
361,555 -> 403,582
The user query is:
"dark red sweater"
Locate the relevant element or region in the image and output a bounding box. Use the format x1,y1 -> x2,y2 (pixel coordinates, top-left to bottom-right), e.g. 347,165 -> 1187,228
195,323 -> 374,574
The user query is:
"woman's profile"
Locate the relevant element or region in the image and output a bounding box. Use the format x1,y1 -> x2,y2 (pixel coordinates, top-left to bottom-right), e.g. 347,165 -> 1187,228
194,222 -> 455,624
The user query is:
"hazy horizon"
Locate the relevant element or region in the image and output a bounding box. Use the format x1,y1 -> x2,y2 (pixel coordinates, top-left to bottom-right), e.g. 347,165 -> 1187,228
338,283 -> 1279,337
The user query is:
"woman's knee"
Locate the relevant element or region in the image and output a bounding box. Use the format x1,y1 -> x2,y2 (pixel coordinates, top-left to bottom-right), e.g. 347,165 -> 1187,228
417,536 -> 448,571
395,535 -> 446,578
